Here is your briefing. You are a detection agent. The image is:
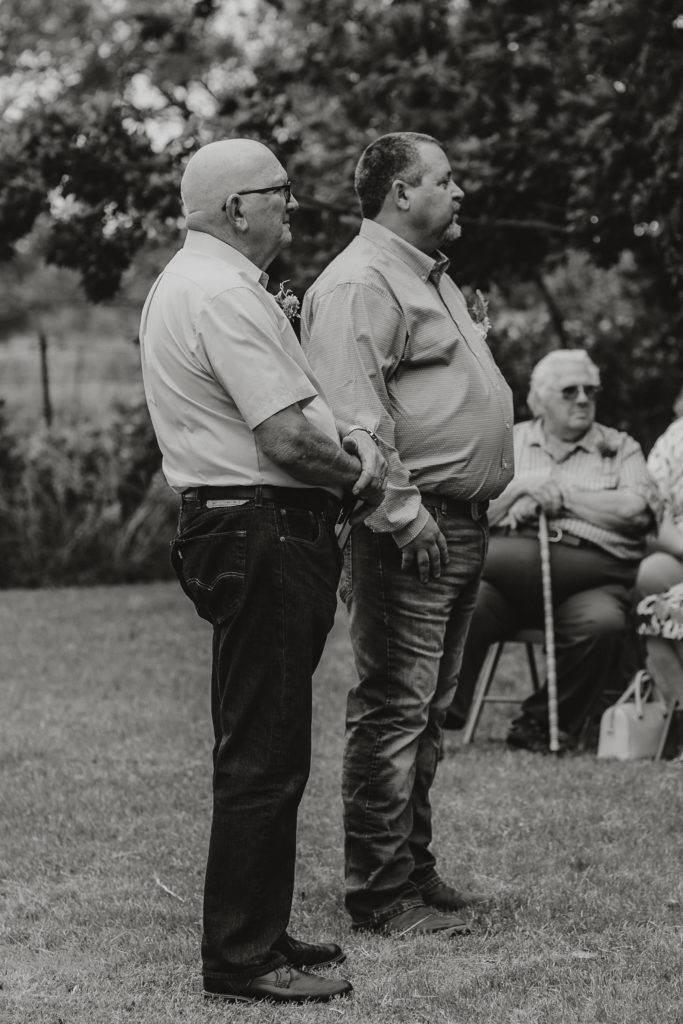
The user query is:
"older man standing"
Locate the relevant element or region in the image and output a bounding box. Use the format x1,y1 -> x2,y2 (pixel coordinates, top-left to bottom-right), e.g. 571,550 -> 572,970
139,139 -> 387,1004
445,349 -> 657,749
301,132 -> 514,938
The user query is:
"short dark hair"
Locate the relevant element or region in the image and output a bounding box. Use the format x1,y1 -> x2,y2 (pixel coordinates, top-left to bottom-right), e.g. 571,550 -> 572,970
354,132 -> 441,219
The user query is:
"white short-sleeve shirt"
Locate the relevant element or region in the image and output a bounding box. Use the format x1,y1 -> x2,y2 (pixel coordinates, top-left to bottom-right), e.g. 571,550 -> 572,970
139,231 -> 340,493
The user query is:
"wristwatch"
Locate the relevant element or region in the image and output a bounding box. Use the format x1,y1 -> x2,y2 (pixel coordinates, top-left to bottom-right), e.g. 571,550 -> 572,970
345,424 -> 380,445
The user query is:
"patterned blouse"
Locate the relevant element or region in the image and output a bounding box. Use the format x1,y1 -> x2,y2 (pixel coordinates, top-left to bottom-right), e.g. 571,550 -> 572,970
646,416 -> 683,527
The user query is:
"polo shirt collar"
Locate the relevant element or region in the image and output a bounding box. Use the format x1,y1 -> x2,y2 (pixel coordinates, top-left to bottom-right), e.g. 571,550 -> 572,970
531,418 -> 605,455
183,229 -> 270,289
359,219 -> 450,285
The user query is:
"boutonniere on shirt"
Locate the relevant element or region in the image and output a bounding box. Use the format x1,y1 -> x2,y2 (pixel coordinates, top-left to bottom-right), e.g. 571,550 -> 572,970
275,281 -> 300,322
468,289 -> 491,339
596,430 -> 618,458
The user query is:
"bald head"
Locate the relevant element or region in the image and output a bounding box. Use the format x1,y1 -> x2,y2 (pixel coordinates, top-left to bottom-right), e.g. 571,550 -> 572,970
181,139 -> 284,226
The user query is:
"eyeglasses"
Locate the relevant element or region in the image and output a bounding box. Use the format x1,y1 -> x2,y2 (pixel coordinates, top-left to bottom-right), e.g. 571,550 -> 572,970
559,384 -> 601,401
223,180 -> 293,210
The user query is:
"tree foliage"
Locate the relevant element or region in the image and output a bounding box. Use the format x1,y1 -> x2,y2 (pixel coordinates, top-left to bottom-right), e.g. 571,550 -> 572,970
0,0 -> 681,441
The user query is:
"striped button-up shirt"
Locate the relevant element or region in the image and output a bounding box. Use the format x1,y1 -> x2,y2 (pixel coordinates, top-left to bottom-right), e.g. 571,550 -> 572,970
501,418 -> 657,560
301,219 -> 514,545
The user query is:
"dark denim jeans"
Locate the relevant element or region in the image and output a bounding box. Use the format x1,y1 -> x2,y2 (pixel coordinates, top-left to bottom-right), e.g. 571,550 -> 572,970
340,505 -> 488,928
171,495 -> 340,983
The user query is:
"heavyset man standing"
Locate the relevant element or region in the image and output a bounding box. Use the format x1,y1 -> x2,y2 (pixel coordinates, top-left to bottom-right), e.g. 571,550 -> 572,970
139,138 -> 386,1004
302,132 -> 514,937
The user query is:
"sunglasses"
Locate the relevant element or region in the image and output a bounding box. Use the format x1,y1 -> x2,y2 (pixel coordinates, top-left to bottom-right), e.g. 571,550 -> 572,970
223,180 -> 293,210
559,384 -> 601,401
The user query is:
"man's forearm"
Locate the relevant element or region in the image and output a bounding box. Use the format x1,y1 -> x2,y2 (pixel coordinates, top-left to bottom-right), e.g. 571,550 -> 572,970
262,425 -> 361,491
562,486 -> 650,533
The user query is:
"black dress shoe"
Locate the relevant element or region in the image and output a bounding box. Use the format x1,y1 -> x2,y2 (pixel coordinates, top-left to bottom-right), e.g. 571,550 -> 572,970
273,932 -> 345,967
506,714 -> 549,750
203,965 -> 353,1004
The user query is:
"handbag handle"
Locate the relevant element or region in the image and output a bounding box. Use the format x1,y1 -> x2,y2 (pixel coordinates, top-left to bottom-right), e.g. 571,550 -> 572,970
614,669 -> 653,718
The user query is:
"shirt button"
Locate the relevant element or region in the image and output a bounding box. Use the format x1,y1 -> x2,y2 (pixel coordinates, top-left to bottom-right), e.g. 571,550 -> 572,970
505,422 -> 511,429
502,459 -> 510,469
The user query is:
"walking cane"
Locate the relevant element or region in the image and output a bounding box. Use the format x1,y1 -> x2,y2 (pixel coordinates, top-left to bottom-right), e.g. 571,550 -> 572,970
538,509 -> 560,753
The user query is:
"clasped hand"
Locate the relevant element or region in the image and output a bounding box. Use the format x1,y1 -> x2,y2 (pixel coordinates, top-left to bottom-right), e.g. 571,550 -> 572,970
507,478 -> 564,529
342,431 -> 388,512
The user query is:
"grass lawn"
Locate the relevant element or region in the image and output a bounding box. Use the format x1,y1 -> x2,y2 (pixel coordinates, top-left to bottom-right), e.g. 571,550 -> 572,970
1,582 -> 681,1024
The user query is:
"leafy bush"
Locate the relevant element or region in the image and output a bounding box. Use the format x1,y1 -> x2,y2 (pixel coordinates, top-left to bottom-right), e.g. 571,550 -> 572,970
0,399 -> 176,587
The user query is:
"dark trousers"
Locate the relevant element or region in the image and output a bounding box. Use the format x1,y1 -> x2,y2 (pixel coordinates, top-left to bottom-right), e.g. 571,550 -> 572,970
171,496 -> 340,983
448,535 -> 639,735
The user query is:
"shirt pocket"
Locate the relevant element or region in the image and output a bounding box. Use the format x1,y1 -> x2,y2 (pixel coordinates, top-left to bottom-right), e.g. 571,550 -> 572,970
402,327 -> 457,367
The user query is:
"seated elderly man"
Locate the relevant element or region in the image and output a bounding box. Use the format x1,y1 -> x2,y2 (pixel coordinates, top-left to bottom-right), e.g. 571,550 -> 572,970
445,349 -> 658,750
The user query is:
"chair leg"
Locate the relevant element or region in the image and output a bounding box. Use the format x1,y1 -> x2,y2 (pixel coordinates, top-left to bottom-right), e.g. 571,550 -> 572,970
654,700 -> 679,761
463,642 -> 505,744
525,643 -> 541,692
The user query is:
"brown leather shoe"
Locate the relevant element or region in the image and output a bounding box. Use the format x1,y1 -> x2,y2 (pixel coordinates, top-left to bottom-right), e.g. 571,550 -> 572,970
420,880 -> 488,912
203,965 -> 353,1003
273,932 -> 345,967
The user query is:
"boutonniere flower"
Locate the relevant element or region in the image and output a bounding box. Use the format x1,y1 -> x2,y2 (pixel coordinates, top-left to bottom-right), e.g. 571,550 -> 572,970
595,431 -> 618,458
275,281 -> 300,322
468,289 -> 491,339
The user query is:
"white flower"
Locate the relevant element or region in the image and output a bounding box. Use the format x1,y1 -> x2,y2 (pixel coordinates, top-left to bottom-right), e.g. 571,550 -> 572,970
468,288 -> 491,339
275,281 -> 300,321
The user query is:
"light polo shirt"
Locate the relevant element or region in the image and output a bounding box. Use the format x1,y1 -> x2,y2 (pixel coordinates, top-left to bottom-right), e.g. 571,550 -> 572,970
503,418 -> 658,560
139,231 -> 341,494
301,219 -> 514,544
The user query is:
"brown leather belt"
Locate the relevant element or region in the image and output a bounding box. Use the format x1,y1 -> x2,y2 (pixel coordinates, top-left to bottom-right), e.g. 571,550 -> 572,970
421,492 -> 489,521
181,485 -> 340,514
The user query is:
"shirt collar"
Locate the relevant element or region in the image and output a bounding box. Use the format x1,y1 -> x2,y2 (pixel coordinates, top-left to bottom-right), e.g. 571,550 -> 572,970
183,229 -> 270,289
359,219 -> 450,285
530,418 -> 605,455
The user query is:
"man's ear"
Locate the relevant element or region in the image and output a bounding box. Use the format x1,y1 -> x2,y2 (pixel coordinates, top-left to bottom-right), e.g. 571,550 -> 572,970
225,194 -> 249,233
391,179 -> 411,211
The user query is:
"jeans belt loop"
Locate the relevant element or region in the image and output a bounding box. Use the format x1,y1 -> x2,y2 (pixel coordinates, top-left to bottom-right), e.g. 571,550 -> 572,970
253,485 -> 263,509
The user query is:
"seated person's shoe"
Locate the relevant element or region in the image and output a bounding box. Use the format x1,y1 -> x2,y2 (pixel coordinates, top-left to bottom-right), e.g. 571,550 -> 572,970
506,714 -> 549,750
357,905 -> 471,938
203,966 -> 353,1004
273,932 -> 345,967
419,880 -> 488,911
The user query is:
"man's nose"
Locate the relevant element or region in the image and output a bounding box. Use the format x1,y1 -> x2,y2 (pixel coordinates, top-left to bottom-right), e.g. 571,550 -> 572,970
451,182 -> 465,201
287,191 -> 299,212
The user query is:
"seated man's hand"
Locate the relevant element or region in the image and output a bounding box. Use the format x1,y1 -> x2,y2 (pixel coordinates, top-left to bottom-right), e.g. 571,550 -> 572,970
522,479 -> 564,515
400,514 -> 449,583
343,430 -> 388,507
507,495 -> 539,529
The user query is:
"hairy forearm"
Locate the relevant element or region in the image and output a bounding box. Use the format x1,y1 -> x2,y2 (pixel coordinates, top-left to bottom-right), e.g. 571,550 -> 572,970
258,424 -> 361,491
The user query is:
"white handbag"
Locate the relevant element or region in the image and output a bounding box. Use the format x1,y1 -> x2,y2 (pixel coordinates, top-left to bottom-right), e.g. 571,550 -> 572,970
597,670 -> 669,760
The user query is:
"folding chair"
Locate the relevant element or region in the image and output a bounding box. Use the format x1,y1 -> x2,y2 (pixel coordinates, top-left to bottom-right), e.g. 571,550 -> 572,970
462,629 -> 545,744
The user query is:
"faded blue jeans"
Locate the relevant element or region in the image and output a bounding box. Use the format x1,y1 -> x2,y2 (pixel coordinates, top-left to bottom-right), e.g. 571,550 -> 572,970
171,491 -> 340,983
340,502 -> 488,929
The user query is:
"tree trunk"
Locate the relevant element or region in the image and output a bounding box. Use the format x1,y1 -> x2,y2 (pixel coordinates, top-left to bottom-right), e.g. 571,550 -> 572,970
38,330 -> 53,427
534,274 -> 570,348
